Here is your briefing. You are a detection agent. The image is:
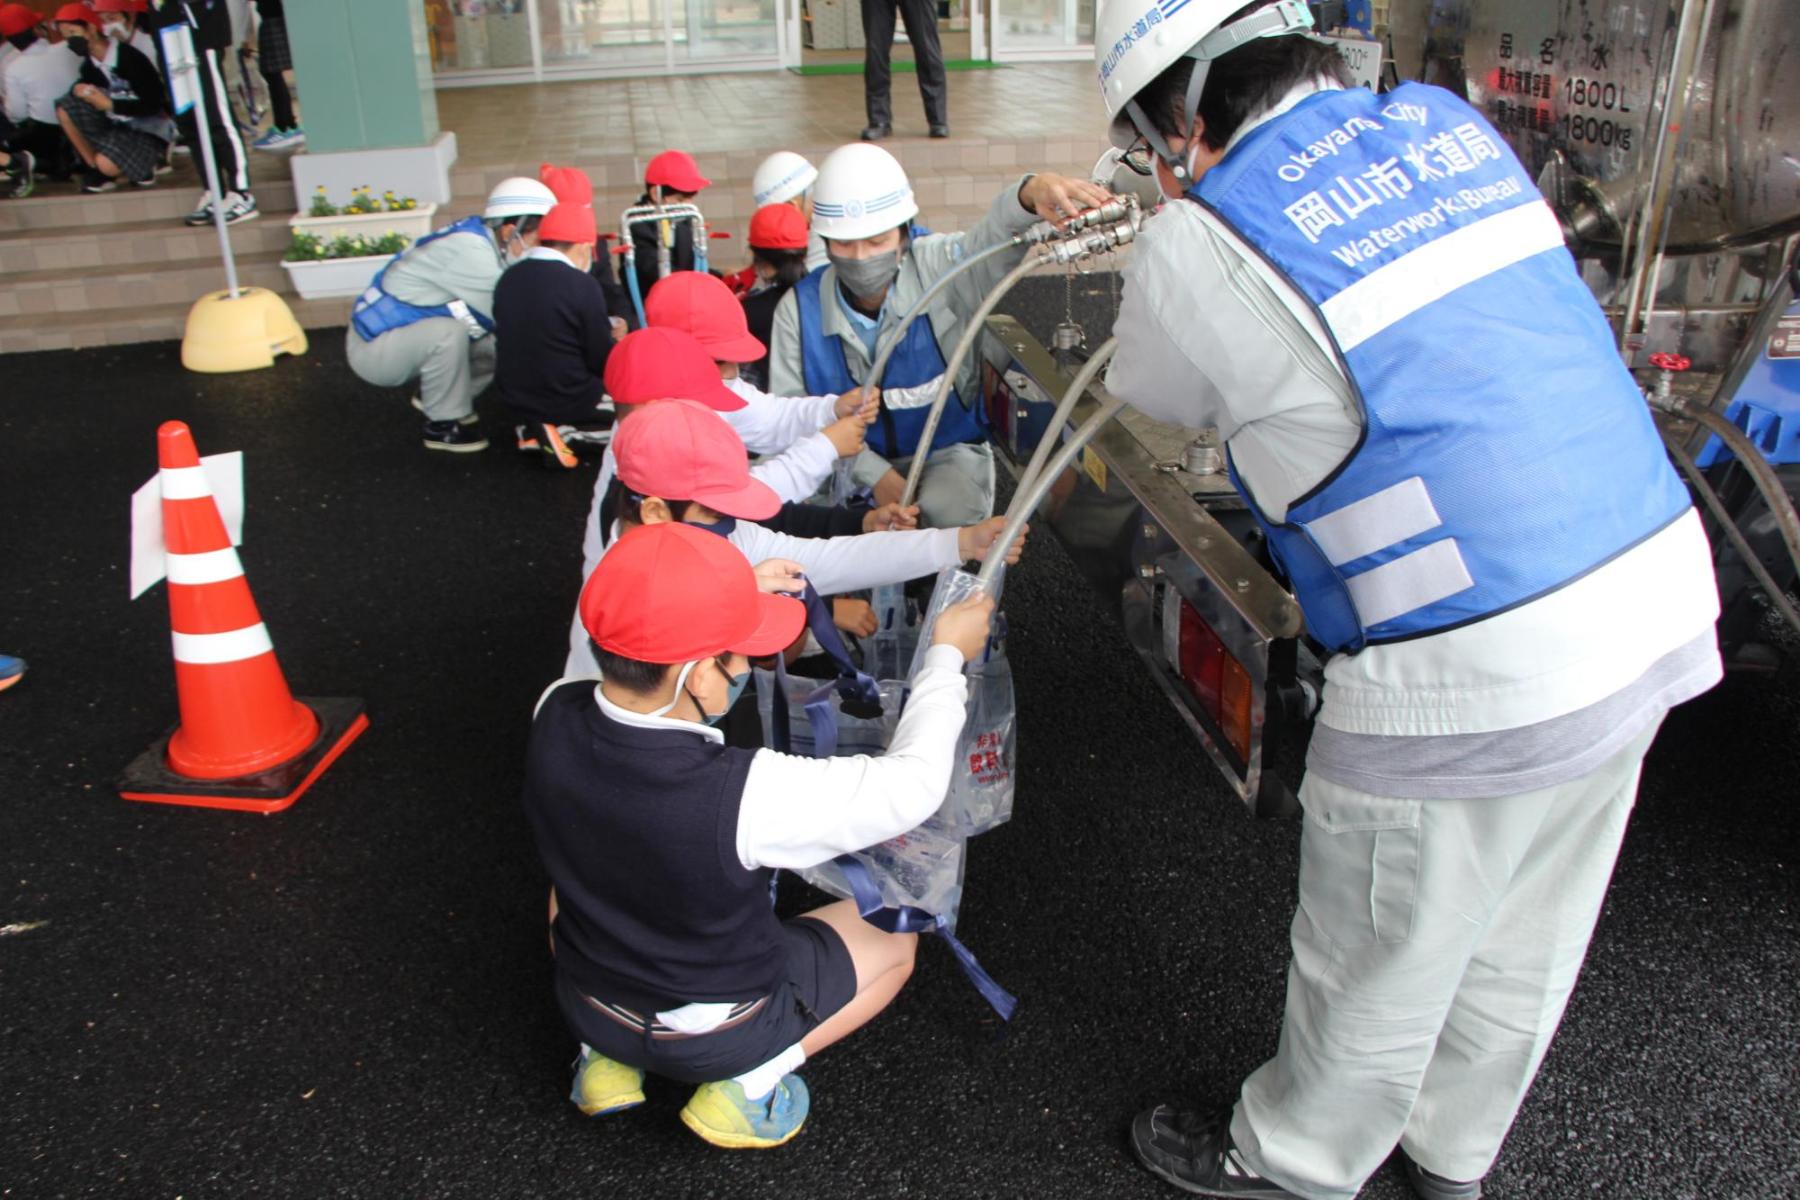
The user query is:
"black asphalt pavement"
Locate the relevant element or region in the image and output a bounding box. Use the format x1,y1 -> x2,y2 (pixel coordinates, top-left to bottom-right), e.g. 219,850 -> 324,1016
2,279 -> 1797,1199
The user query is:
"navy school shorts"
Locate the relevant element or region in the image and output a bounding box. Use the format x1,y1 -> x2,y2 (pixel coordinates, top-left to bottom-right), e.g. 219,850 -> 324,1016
554,916 -> 858,1084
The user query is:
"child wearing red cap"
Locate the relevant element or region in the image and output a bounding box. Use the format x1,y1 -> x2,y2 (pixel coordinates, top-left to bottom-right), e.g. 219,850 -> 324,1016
627,147 -> 710,314
563,330 -> 938,678
738,203 -> 812,391
52,1 -> 172,193
493,168 -> 616,469
523,519 -> 997,1148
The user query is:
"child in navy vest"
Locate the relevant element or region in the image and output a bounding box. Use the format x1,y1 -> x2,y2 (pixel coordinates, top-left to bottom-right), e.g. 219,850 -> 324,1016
522,520 -> 996,1148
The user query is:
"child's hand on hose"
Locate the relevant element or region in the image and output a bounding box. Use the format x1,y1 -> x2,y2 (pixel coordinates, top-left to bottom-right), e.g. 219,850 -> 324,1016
824,412 -> 869,457
958,517 -> 1029,565
752,558 -> 806,595
862,502 -> 920,532
835,387 -> 880,420
932,595 -> 997,663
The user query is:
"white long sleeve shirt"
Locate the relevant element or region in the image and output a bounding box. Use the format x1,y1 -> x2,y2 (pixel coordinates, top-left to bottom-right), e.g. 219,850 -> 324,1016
1105,79 -> 1720,798
3,40 -> 80,124
554,642 -> 968,1035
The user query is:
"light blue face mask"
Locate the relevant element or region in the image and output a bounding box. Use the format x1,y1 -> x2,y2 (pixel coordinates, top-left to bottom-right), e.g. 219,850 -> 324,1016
707,659 -> 751,726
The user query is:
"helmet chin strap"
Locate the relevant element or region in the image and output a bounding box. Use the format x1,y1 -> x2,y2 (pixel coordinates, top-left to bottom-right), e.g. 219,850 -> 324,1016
1124,0 -> 1317,184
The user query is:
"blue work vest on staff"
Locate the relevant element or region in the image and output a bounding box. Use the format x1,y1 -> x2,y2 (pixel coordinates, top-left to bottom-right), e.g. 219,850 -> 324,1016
1190,82 -> 1691,654
793,267 -> 986,459
350,216 -> 498,342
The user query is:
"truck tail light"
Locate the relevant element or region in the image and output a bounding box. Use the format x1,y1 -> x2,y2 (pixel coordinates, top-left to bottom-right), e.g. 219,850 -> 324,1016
1177,600 -> 1254,766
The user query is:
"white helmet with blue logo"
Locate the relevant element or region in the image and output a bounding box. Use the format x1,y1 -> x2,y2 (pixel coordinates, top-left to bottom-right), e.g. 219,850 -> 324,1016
752,151 -> 819,208
1096,0 -> 1315,175
809,143 -> 919,242
483,176 -> 557,221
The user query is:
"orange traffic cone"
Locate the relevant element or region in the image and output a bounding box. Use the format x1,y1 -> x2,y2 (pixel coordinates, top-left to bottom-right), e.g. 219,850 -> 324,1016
120,421 -> 368,814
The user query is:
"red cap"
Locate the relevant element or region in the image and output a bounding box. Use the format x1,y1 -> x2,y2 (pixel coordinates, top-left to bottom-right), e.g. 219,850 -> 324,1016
54,3 -> 97,24
614,399 -> 780,521
539,201 -> 597,245
748,203 -> 809,252
581,522 -> 804,664
645,271 -> 766,363
603,327 -> 745,411
0,4 -> 39,35
645,150 -> 710,194
92,0 -> 141,14
537,162 -> 593,205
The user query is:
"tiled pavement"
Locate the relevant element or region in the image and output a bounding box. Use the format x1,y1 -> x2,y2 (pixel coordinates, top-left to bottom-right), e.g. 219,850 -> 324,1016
0,63 -> 1112,354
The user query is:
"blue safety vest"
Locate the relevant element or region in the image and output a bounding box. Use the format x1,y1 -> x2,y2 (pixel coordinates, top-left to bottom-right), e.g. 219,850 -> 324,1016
794,266 -> 986,458
350,216 -> 498,342
1190,83 -> 1690,653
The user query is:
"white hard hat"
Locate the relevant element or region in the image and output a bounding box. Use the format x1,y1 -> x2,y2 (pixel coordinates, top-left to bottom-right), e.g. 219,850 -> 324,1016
810,144 -> 919,241
483,176 -> 557,221
752,151 -> 818,207
1095,0 -> 1314,156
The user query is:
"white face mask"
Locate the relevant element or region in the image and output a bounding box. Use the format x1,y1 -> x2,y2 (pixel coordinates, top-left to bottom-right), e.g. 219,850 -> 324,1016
1157,141 -> 1202,201
101,19 -> 129,41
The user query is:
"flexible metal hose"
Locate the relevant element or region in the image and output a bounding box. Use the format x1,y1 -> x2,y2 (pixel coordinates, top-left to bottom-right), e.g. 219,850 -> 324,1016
1663,435 -> 1800,637
977,389 -> 1130,594
1011,338 -> 1120,501
901,255 -> 1044,505
862,240 -> 1025,400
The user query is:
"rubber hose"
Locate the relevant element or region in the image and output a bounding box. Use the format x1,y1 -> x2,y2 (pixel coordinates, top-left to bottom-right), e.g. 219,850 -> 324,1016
1676,402 -> 1800,577
1664,434 -> 1800,638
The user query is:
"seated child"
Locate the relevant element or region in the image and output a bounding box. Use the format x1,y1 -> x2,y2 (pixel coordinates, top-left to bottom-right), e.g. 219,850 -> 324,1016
523,520 -> 996,1147
565,397 -> 1024,677
493,186 -> 614,470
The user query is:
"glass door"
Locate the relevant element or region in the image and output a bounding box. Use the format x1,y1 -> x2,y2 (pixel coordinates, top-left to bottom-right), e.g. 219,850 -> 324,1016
538,0 -> 670,71
990,0 -> 1093,61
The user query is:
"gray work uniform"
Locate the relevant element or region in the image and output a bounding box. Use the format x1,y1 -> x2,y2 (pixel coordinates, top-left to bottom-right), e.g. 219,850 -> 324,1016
343,223 -> 506,422
1105,80 -> 1721,1200
769,176 -> 1038,529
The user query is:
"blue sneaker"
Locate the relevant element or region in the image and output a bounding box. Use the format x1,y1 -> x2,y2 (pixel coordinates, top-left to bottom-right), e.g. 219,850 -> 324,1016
253,127 -> 306,151
679,1074 -> 809,1149
0,654 -> 24,693
568,1045 -> 645,1116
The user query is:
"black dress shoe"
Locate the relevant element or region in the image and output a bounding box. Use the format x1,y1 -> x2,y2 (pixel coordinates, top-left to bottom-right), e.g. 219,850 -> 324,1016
859,124 -> 891,141
1402,1154 -> 1484,1200
1131,1105 -> 1301,1198
929,124 -> 950,138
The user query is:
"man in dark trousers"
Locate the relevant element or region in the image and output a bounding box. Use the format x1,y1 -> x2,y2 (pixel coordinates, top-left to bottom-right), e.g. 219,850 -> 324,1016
860,0 -> 946,141
143,0 -> 254,225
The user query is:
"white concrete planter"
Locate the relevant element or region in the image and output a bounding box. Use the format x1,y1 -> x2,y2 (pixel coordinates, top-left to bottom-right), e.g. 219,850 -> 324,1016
288,202 -> 438,245
280,255 -> 386,300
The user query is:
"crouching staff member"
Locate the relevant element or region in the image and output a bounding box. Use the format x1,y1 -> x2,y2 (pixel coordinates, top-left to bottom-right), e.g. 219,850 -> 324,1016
345,177 -> 556,454
768,142 -> 1110,528
523,519 -> 995,1148
1095,4 -> 1725,1200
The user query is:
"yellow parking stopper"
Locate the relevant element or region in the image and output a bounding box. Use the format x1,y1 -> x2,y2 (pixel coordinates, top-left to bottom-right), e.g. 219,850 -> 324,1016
181,287 -> 309,373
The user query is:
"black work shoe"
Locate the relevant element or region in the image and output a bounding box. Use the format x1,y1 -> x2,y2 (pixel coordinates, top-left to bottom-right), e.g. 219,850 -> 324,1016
859,124 -> 891,141
1131,1105 -> 1300,1198
929,124 -> 950,138
1403,1155 -> 1483,1200
422,418 -> 490,453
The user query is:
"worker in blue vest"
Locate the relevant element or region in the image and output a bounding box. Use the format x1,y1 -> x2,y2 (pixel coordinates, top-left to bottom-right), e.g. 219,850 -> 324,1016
766,142 -> 1109,528
344,176 -> 556,454
1094,3 -> 1722,1199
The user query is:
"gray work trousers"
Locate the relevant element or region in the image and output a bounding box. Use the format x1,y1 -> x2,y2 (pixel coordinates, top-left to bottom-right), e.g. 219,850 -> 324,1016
852,441 -> 995,529
1232,721 -> 1663,1200
343,320 -> 494,422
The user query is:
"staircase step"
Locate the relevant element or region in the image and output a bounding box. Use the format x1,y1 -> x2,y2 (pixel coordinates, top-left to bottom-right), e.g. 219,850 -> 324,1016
0,213 -> 302,273
0,250 -> 296,316
0,163 -> 296,232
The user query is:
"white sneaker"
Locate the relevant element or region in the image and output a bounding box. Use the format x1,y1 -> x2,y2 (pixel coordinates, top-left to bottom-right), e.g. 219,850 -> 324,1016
218,191 -> 259,224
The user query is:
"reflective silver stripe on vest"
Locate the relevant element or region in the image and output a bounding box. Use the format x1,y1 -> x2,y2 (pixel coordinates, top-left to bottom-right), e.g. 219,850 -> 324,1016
1319,201 -> 1565,352
1306,477 -> 1474,626
880,376 -> 950,410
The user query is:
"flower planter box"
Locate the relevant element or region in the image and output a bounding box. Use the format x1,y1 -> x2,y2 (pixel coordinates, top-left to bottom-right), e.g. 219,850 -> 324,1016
288,202 -> 438,245
280,254 -> 387,301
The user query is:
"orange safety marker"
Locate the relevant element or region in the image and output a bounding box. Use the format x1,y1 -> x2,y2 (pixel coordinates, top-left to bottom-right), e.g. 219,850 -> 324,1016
120,421 -> 367,814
